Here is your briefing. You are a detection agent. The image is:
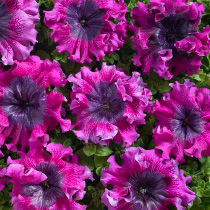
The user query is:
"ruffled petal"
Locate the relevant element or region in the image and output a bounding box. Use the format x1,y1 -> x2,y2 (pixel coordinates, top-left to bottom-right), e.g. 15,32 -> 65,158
44,0 -> 127,63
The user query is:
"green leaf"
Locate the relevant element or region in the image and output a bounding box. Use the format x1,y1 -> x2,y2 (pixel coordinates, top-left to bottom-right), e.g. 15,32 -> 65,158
112,52 -> 120,61
140,124 -> 153,135
35,50 -> 51,60
39,0 -> 54,10
186,161 -> 199,173
106,57 -> 114,64
56,87 -> 70,100
96,167 -> 103,176
83,144 -> 96,157
0,159 -> 6,169
188,205 -> 205,210
203,189 -> 210,197
126,0 -> 138,12
87,201 -> 105,210
157,80 -> 172,93
51,49 -> 69,63
201,157 -> 210,175
63,138 -> 72,147
94,156 -> 108,168
95,146 -> 113,156
76,149 -> 95,171
148,140 -> 155,149
35,25 -> 49,43
132,137 -> 145,148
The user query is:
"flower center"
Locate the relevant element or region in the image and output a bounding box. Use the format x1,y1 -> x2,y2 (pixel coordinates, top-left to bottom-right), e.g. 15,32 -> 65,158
41,179 -> 50,190
0,76 -> 47,128
0,1 -> 11,40
171,107 -> 204,141
102,101 -> 110,110
139,187 -> 147,195
128,169 -> 167,210
87,82 -> 125,123
149,14 -> 194,51
80,19 -> 86,26
183,117 -> 189,127
66,0 -> 104,41
20,100 -> 30,108
21,163 -> 64,208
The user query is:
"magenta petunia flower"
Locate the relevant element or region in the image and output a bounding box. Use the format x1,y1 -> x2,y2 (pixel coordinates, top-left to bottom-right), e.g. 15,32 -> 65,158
0,0 -> 39,65
6,142 -> 93,210
68,63 -> 152,146
0,56 -> 71,152
153,79 -> 210,162
101,147 -> 195,210
129,0 -> 210,80
44,0 -> 127,63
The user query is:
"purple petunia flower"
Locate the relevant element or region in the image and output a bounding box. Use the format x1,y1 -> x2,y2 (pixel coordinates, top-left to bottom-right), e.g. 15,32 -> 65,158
101,147 -> 195,210
44,0 -> 127,63
153,79 -> 210,162
129,0 -> 210,80
6,142 -> 93,210
0,56 -> 71,153
68,63 -> 152,146
0,0 -> 39,65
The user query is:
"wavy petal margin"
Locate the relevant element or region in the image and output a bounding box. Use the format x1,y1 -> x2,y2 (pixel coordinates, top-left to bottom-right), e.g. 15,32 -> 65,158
0,56 -> 71,152
101,147 -> 195,210
44,0 -> 127,63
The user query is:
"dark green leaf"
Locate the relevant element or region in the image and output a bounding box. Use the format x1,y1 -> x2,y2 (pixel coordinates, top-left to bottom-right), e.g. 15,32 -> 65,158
83,144 -> 96,157
95,146 -> 113,156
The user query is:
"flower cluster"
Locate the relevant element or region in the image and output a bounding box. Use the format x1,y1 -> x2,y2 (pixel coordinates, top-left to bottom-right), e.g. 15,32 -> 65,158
44,0 -> 127,63
1,0 -> 210,209
153,79 -> 210,162
129,0 -> 210,79
0,56 -> 71,152
101,147 -> 195,210
5,142 -> 92,210
68,63 -> 152,146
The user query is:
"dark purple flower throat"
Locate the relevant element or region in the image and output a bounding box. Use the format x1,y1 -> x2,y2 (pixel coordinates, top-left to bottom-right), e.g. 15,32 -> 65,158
21,163 -> 64,208
1,76 -> 47,128
129,169 -> 167,210
66,0 -> 104,41
149,14 -> 194,52
171,107 -> 204,141
87,82 -> 125,123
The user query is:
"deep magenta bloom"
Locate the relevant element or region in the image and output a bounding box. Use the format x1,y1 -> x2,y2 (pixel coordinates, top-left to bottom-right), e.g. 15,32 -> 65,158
0,0 -> 39,65
0,56 -> 71,152
44,0 -> 127,63
129,0 -> 210,80
153,79 -> 210,162
6,142 -> 93,210
101,147 -> 195,210
68,63 -> 152,146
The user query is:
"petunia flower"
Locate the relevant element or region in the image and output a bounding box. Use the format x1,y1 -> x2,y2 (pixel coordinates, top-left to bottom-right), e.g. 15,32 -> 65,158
0,56 -> 71,152
6,142 -> 93,210
0,0 -> 39,65
153,79 -> 210,162
68,63 -> 152,146
129,0 -> 210,80
101,147 -> 195,210
44,0 -> 127,63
